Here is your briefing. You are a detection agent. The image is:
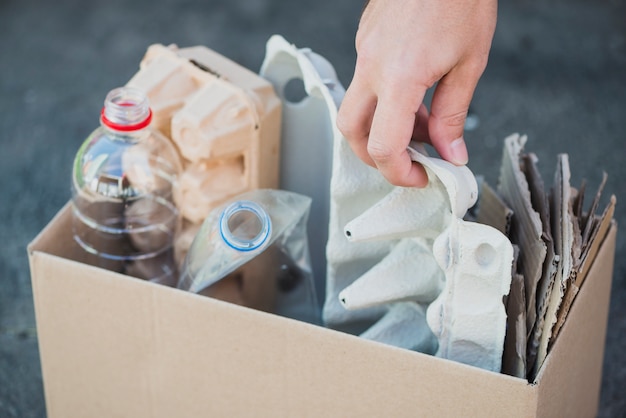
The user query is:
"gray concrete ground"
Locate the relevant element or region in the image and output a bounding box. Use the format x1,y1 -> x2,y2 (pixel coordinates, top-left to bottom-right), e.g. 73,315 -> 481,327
1,0 -> 625,416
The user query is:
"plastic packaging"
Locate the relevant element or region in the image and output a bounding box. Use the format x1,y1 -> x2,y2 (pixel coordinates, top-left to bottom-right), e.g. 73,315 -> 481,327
71,87 -> 182,286
260,35 -> 341,301
178,189 -> 319,324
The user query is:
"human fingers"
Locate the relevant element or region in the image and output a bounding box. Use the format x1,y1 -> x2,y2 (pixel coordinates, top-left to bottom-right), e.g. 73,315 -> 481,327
411,103 -> 431,145
337,76 -> 378,168
367,86 -> 428,187
428,64 -> 485,166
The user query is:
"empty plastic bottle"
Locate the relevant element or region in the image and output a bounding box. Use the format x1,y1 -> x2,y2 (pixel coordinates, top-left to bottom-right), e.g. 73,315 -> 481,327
178,189 -> 320,324
71,87 -> 182,286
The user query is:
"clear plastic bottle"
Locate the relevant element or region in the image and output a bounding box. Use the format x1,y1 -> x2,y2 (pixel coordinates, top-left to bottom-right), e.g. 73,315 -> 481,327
71,87 -> 182,286
178,189 -> 320,324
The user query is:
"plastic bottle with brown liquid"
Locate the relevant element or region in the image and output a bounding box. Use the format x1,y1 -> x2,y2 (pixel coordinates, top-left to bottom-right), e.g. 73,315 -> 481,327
71,87 -> 182,286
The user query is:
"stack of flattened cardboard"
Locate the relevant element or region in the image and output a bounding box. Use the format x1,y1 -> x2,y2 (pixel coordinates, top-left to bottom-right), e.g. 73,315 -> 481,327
477,133 -> 616,381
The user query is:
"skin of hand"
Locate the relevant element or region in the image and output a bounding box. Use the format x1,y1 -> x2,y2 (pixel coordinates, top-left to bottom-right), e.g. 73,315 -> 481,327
337,0 -> 498,187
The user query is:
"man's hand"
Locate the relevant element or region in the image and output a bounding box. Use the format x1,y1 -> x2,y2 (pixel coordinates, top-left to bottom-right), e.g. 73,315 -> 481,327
337,0 -> 497,186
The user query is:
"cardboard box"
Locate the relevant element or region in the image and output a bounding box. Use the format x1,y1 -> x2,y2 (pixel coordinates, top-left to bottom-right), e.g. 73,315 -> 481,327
28,203 -> 616,417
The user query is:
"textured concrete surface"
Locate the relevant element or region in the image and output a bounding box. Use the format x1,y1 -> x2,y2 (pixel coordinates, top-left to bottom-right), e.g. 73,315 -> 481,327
1,0 -> 624,416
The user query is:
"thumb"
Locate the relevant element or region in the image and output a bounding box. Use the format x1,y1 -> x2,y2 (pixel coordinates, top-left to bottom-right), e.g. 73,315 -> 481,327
428,72 -> 479,166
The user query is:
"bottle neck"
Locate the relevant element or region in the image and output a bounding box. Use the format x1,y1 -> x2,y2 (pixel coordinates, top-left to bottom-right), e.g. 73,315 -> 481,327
220,200 -> 271,252
100,87 -> 152,134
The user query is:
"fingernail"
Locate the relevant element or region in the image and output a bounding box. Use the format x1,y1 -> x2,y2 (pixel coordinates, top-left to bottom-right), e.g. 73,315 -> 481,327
450,137 -> 469,165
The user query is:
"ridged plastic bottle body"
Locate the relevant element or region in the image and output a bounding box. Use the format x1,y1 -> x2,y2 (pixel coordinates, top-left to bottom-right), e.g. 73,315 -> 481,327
71,87 -> 182,285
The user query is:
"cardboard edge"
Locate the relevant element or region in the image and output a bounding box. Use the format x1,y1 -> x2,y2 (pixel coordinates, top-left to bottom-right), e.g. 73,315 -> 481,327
27,202 -> 73,255
534,222 -> 617,417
